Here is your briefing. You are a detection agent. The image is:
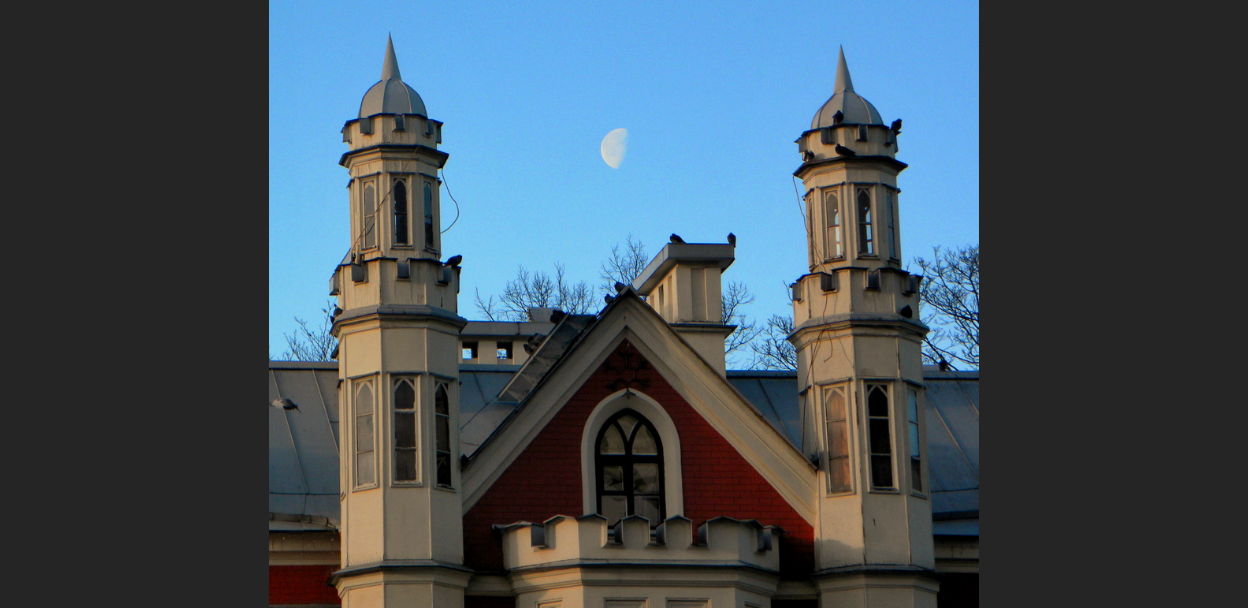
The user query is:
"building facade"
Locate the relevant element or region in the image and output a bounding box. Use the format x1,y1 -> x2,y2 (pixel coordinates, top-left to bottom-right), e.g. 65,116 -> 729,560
269,39 -> 980,608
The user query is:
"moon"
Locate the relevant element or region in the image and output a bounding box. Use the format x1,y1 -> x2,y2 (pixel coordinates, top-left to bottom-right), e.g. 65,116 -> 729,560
600,128 -> 628,168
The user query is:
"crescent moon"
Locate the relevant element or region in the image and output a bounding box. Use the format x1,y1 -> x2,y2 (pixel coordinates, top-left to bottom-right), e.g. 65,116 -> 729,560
600,128 -> 628,169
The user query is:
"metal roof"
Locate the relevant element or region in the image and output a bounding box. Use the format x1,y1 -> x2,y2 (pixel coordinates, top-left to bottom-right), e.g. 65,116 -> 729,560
810,47 -> 885,129
358,36 -> 427,118
268,363 -> 979,533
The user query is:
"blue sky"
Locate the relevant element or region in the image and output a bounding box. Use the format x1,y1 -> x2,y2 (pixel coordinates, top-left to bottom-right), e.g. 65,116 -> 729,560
269,1 -> 979,365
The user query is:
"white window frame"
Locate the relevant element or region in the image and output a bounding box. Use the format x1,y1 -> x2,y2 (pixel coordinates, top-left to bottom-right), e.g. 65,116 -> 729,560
580,389 -> 684,519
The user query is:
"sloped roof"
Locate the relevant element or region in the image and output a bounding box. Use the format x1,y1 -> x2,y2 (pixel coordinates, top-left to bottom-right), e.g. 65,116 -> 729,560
268,362 -> 979,532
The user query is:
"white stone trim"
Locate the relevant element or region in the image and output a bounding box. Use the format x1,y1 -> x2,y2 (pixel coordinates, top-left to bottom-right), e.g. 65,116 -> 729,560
579,389 -> 685,518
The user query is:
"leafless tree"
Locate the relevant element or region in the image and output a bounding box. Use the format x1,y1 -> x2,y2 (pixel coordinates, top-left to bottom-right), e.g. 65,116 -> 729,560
475,263 -> 596,321
599,234 -> 649,294
280,300 -> 337,361
914,244 -> 979,370
722,281 -> 761,356
750,313 -> 797,370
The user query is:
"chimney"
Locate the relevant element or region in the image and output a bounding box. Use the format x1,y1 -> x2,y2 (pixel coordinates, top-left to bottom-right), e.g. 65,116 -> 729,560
633,239 -> 736,375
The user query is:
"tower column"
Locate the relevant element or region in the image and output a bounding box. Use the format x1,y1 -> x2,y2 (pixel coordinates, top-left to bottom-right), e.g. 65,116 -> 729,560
792,48 -> 936,608
330,37 -> 468,608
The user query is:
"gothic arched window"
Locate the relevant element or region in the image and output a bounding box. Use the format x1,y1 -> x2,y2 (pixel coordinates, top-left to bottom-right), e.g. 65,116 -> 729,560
393,181 -> 409,245
423,181 -> 435,250
595,409 -> 664,524
434,383 -> 452,488
824,190 -> 843,259
857,187 -> 874,256
362,183 -> 377,250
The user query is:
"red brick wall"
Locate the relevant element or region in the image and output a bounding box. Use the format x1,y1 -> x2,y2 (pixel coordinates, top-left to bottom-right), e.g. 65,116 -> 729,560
463,340 -> 814,576
269,564 -> 340,605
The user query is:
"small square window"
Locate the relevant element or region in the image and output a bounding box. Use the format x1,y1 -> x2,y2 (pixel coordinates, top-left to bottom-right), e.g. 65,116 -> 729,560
496,342 -> 513,360
462,341 -> 478,360
857,124 -> 868,141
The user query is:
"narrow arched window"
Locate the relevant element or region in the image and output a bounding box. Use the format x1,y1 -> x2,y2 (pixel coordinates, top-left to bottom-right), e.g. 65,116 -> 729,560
595,409 -> 664,524
393,181 -> 409,245
857,187 -> 874,255
824,191 -> 843,259
886,190 -> 898,260
434,383 -> 452,488
362,183 -> 377,250
393,377 -> 417,482
353,380 -> 376,488
423,181 -> 435,250
866,384 -> 893,489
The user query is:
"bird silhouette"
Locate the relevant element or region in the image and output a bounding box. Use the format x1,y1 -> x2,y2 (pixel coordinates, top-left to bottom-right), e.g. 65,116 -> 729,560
891,118 -> 903,133
727,233 -> 736,246
614,281 -> 627,293
670,234 -> 685,244
834,144 -> 856,156
604,294 -> 615,305
445,254 -> 462,267
832,110 -> 844,124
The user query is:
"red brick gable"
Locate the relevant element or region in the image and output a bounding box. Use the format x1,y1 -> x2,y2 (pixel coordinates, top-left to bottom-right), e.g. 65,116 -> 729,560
463,340 -> 814,576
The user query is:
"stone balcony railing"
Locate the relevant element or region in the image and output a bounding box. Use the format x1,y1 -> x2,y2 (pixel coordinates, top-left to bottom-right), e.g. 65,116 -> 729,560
496,514 -> 782,572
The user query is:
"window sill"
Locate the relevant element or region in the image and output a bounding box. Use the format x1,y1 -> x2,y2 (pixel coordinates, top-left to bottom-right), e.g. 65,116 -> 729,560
868,487 -> 899,494
352,483 -> 380,493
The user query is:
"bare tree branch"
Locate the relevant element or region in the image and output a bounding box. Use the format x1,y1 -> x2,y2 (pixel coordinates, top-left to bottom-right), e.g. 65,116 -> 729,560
281,300 -> 337,361
722,281 -> 761,356
599,234 -> 649,294
749,313 -> 797,371
914,244 -> 979,370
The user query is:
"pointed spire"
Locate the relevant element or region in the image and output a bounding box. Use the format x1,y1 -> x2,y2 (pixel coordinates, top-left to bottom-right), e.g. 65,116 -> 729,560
381,34 -> 401,81
834,46 -> 854,93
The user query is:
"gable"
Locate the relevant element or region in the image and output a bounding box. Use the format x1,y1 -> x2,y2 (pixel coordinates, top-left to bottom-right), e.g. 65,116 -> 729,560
460,293 -> 817,522
462,340 -> 814,576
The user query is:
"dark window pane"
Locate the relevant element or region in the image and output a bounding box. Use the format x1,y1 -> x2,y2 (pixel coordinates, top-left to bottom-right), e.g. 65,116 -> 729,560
599,426 -> 626,454
394,182 -> 408,244
435,385 -> 449,415
634,496 -> 661,523
632,425 -> 658,455
871,455 -> 893,488
869,419 -> 891,453
911,458 -> 923,492
868,386 -> 889,417
908,423 -> 920,458
395,449 -> 416,481
436,415 -> 450,451
436,451 -> 451,487
395,411 -> 416,448
601,495 -> 627,524
602,465 -> 625,491
633,462 -> 660,494
394,380 -> 414,410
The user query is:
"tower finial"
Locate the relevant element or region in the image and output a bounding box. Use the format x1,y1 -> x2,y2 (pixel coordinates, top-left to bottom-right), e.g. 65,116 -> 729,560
381,34 -> 401,81
834,45 -> 854,93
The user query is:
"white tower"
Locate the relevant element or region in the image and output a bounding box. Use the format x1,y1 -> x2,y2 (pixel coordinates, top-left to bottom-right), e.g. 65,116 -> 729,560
791,48 -> 938,607
330,37 -> 470,608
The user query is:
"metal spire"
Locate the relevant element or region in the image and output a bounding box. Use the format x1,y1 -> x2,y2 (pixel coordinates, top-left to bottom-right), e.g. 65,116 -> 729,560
381,34 -> 401,81
834,46 -> 854,93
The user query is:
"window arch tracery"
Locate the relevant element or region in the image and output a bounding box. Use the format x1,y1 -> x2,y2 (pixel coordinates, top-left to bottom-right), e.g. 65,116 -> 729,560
595,409 -> 665,524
